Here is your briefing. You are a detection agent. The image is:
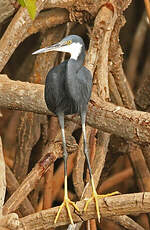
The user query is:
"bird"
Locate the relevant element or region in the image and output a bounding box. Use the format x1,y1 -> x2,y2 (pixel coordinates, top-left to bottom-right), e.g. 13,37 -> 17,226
32,35 -> 118,225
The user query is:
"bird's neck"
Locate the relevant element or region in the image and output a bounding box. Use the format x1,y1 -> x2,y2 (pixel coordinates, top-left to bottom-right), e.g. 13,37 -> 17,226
66,47 -> 85,100
68,46 -> 85,71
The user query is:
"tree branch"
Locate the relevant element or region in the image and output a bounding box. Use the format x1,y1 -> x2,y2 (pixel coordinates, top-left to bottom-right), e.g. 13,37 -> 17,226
0,0 -> 16,24
1,75 -> 150,144
20,192 -> 150,229
0,137 -> 6,216
0,0 -> 47,72
3,134 -> 78,215
6,165 -> 35,216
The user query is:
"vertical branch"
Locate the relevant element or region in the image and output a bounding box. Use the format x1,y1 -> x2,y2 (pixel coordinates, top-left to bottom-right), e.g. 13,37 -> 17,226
43,117 -> 58,210
109,16 -> 135,109
72,4 -> 118,229
96,5 -> 117,99
0,137 -> 6,216
126,12 -> 148,89
109,8 -> 150,227
85,2 -> 117,196
73,126 -> 91,198
144,0 -> 150,22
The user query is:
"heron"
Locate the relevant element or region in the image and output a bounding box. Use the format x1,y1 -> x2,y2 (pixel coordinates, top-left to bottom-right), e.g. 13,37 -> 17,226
32,35 -> 117,225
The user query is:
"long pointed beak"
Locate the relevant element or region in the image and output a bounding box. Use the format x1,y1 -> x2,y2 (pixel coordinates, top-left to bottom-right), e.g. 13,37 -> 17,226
32,42 -> 62,55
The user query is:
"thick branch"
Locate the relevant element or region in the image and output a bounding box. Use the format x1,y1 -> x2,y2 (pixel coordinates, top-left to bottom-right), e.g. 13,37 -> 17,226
1,75 -> 150,144
20,192 -> 150,229
25,9 -> 69,42
0,213 -> 20,230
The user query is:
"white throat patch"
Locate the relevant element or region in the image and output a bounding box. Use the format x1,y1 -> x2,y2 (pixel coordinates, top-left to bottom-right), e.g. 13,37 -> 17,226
69,42 -> 82,60
56,42 -> 82,60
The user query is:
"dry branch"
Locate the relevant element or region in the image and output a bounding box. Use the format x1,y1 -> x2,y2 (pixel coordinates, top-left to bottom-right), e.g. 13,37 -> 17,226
109,15 -> 135,110
144,0 -> 150,23
19,192 -> 149,229
81,0 -> 118,197
0,0 -> 16,24
0,137 -> 6,216
0,0 -> 146,229
135,74 -> 150,111
0,7 -> 69,72
108,7 -> 150,226
6,165 -> 35,216
3,152 -> 57,215
73,127 -> 91,198
44,0 -> 74,9
0,0 -> 47,72
1,75 -> 150,144
98,167 -> 133,193
0,213 -> 20,230
53,153 -> 76,200
107,215 -> 144,230
13,112 -> 43,183
127,12 -> 148,88
26,9 -> 69,40
3,135 -> 78,215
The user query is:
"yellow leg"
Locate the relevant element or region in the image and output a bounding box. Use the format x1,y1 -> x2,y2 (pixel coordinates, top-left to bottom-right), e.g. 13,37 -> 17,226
54,175 -> 79,225
84,176 -> 120,222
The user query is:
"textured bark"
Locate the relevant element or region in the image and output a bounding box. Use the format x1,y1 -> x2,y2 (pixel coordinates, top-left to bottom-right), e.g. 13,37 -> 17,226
19,192 -> 150,229
0,0 -> 47,72
0,0 -> 148,229
6,165 -> 35,216
3,134 -> 78,215
0,137 -> 6,216
1,75 -> 150,144
0,0 -> 16,24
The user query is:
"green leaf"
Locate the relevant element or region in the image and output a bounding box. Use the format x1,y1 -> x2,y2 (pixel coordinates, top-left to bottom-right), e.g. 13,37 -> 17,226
24,0 -> 37,20
17,0 -> 26,7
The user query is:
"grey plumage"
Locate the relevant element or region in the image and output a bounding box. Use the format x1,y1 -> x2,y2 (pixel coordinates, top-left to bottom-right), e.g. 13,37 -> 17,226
45,59 -> 92,115
32,35 -> 93,224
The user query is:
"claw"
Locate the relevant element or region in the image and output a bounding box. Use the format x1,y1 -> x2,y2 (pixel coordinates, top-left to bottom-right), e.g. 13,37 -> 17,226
54,197 -> 79,225
84,190 -> 101,222
84,176 -> 120,222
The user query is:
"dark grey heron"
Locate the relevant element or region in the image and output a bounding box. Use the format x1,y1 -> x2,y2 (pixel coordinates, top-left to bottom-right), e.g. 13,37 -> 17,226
32,35 -> 117,224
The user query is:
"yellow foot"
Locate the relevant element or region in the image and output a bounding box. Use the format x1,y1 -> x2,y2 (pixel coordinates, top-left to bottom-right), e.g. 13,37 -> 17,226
54,197 -> 79,225
84,191 -> 120,222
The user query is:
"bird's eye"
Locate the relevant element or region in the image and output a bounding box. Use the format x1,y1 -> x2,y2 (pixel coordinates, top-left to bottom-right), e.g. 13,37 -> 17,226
67,40 -> 72,45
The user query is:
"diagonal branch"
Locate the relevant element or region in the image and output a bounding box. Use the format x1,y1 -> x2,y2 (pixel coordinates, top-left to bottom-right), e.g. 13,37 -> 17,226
3,136 -> 78,215
0,0 -> 47,72
6,165 -> 35,216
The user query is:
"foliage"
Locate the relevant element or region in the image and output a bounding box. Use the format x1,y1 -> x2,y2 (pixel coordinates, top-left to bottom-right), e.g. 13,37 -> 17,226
17,0 -> 37,19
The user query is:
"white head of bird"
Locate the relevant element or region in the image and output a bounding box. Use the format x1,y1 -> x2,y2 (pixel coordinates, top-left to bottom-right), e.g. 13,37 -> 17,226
32,35 -> 84,61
